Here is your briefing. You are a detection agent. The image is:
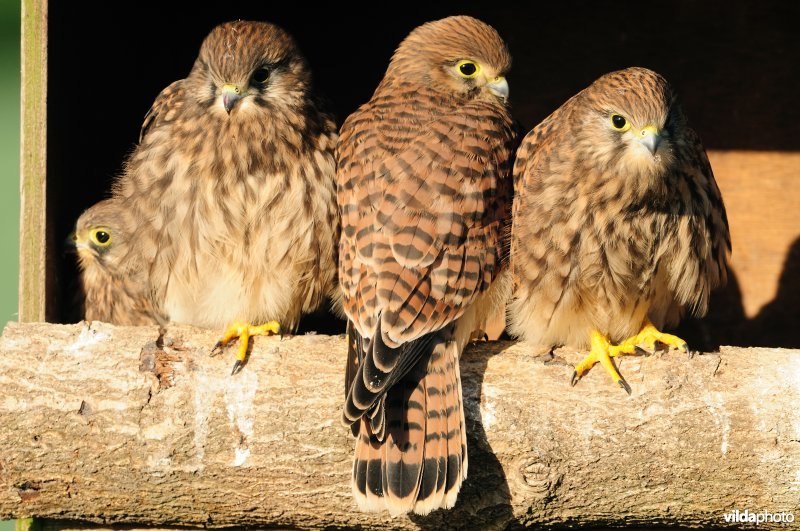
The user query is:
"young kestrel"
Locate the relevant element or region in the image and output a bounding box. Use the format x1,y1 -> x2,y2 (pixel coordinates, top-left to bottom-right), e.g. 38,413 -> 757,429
509,67 -> 730,393
338,16 -> 517,514
113,21 -> 340,372
72,199 -> 163,325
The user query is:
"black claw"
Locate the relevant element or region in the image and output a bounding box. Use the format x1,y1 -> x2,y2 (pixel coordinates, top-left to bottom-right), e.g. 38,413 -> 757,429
687,349 -> 696,360
210,341 -> 224,357
570,371 -> 579,387
618,379 -> 632,395
634,345 -> 651,356
231,359 -> 243,376
680,342 -> 689,353
482,333 -> 490,342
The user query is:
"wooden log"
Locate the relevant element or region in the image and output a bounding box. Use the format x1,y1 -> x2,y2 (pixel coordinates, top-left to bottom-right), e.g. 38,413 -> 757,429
0,322 -> 797,529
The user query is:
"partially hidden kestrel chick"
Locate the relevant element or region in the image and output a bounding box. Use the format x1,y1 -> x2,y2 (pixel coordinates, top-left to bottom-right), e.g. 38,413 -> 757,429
510,67 -> 730,393
338,16 -> 518,514
113,21 -> 340,373
72,199 -> 164,326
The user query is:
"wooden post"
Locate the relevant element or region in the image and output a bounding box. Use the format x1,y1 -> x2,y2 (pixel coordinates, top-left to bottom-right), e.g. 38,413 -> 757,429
19,0 -> 47,322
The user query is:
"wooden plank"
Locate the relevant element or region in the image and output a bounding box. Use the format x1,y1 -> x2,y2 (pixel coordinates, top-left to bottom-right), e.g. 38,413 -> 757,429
19,0 -> 48,322
708,150 -> 800,317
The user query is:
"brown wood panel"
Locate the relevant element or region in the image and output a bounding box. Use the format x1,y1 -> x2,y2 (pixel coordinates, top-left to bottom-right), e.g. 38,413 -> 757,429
679,150 -> 800,349
710,151 -> 800,317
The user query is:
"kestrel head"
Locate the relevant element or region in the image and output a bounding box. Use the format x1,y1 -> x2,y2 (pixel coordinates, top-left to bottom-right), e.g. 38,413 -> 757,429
186,20 -> 311,117
577,67 -> 685,175
72,199 -> 130,273
385,16 -> 511,104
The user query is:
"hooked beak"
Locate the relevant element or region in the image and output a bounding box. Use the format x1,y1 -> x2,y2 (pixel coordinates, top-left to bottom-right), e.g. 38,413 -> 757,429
486,76 -> 509,101
638,125 -> 662,155
222,84 -> 244,114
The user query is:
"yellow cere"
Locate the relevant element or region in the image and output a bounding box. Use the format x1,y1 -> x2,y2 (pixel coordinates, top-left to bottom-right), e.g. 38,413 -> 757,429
639,124 -> 661,137
456,60 -> 481,78
222,83 -> 242,95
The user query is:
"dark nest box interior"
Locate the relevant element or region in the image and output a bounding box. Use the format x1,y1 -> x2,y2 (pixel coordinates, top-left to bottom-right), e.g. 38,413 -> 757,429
31,0 -> 799,347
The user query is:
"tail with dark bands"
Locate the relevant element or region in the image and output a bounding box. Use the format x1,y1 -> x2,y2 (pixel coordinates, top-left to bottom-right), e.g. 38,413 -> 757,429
351,334 -> 467,515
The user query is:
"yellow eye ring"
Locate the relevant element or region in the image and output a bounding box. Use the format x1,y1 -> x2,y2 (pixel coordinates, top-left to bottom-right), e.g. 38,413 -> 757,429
610,114 -> 631,131
456,60 -> 481,78
90,228 -> 112,247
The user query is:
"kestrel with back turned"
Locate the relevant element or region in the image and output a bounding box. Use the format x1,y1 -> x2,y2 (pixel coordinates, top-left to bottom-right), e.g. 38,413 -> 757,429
509,67 -> 730,393
338,16 -> 517,514
72,199 -> 163,326
113,21 -> 340,373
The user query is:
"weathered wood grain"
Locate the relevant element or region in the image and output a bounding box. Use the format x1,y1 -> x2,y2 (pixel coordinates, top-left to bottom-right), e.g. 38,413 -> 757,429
0,322 -> 797,529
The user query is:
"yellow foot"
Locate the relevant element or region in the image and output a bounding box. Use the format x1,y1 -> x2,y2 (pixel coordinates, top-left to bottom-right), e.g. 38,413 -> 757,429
570,330 -> 639,394
620,319 -> 689,354
211,320 -> 281,375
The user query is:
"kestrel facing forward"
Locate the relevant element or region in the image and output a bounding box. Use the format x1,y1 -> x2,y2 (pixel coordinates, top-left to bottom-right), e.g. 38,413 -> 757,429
509,67 -> 730,393
113,21 -> 340,372
73,199 -> 163,326
338,16 -> 517,514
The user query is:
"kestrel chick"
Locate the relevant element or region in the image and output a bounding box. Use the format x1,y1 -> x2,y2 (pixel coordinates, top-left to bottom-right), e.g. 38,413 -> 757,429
339,16 -> 517,514
113,21 -> 340,373
510,67 -> 730,393
72,199 -> 163,325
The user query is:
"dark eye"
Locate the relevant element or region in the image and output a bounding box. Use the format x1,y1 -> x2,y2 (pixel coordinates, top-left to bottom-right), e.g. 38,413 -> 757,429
90,228 -> 111,246
459,63 -> 477,76
456,60 -> 480,78
611,114 -> 629,130
251,67 -> 271,84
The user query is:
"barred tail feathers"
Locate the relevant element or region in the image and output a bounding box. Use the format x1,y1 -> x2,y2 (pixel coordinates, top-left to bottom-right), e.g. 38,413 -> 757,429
351,337 -> 466,515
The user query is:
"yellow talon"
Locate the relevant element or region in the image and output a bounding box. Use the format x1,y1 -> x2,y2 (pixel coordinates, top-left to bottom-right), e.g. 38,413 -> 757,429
211,320 -> 281,375
571,330 -> 638,394
619,319 -> 688,353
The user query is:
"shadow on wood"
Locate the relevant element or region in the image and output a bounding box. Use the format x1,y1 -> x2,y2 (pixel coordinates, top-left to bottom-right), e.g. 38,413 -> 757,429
679,235 -> 800,350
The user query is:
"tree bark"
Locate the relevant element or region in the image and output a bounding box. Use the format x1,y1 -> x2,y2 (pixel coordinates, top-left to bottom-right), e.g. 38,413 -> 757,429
0,322 -> 797,529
